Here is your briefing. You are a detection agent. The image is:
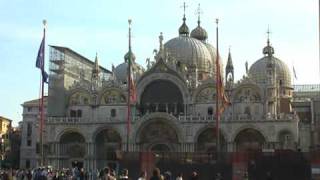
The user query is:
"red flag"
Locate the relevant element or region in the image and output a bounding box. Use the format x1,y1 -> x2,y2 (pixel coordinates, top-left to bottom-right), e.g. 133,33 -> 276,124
129,65 -> 137,103
216,56 -> 230,114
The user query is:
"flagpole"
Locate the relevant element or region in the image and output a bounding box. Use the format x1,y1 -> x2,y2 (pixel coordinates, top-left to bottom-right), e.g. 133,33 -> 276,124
40,19 -> 47,166
215,18 -> 220,161
126,19 -> 132,152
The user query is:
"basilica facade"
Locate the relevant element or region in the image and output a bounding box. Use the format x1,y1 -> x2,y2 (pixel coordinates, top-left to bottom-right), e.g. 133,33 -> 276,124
20,14 -> 320,170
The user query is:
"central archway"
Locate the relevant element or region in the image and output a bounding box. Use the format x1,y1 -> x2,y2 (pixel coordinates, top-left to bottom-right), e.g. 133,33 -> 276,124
139,120 -> 179,152
234,128 -> 266,151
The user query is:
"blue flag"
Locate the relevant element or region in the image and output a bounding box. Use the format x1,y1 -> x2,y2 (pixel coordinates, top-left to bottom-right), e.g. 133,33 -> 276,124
36,36 -> 48,83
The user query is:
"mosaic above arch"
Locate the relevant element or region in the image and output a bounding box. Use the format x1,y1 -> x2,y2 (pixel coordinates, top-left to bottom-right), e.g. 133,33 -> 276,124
195,87 -> 216,103
100,89 -> 126,104
69,91 -> 91,106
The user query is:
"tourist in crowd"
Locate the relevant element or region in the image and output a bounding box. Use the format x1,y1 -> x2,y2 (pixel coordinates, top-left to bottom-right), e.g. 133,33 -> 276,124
150,168 -> 161,180
163,171 -> 172,180
189,171 -> 198,180
119,169 -> 129,180
175,173 -> 182,180
138,171 -> 147,180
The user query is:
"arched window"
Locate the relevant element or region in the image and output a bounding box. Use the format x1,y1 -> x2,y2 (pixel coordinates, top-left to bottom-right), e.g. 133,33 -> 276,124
70,110 -> 77,117
208,106 -> 213,115
77,110 -> 82,117
111,109 -> 116,117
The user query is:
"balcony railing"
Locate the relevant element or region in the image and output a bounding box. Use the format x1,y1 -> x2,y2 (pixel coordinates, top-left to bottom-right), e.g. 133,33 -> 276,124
47,112 -> 297,124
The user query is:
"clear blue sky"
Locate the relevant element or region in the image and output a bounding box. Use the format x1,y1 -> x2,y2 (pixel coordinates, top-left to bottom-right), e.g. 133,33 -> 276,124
0,0 -> 319,126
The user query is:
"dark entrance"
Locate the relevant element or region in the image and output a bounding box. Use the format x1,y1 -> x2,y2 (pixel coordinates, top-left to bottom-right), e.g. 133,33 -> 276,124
71,160 -> 83,169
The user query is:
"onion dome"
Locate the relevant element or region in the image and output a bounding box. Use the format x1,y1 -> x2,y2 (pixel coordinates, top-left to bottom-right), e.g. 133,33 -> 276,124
190,14 -> 208,41
179,16 -> 189,36
124,51 -> 136,62
249,41 -> 291,87
191,25 -> 208,41
179,2 -> 189,37
263,39 -> 275,56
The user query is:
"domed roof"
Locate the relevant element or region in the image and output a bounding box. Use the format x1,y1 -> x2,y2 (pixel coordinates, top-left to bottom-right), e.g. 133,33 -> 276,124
191,25 -> 208,41
114,61 -> 144,84
124,51 -> 136,62
179,20 -> 189,36
191,18 -> 208,41
249,56 -> 291,87
164,36 -> 212,72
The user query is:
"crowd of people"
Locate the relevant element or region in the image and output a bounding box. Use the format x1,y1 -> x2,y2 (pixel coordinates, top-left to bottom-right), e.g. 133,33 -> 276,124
0,166 -> 229,180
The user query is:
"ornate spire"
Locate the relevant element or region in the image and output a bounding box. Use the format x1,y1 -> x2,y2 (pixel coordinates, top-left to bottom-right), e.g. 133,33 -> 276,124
92,52 -> 100,75
263,27 -> 275,56
179,2 -> 189,36
226,47 -> 233,69
225,46 -> 234,84
124,19 -> 136,62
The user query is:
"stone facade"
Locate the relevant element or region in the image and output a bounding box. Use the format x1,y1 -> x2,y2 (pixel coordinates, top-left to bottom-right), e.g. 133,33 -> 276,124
19,17 -> 320,169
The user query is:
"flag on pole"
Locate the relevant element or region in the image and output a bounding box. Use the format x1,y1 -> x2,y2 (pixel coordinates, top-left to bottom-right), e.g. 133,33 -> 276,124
293,66 -> 297,80
216,54 -> 230,114
36,35 -> 48,83
129,58 -> 137,103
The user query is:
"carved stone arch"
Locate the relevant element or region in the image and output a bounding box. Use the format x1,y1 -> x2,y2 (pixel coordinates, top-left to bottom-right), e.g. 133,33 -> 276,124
194,124 -> 227,143
55,128 -> 87,142
133,112 -> 183,144
91,126 -> 122,143
233,127 -> 267,151
98,87 -> 126,105
231,125 -> 268,142
232,83 -> 263,103
67,88 -> 91,106
136,73 -> 190,105
192,82 -> 216,103
194,125 -> 227,152
58,129 -> 87,161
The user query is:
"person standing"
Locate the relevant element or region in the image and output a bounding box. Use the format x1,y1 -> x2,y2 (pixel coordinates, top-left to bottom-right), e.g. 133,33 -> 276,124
138,171 -> 146,180
149,168 -> 161,180
175,173 -> 182,180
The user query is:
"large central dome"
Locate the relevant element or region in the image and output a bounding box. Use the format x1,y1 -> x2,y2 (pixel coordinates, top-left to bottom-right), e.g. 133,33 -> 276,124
164,36 -> 212,73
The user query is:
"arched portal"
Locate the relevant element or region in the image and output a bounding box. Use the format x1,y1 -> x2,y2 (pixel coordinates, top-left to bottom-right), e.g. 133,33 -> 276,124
234,128 -> 266,151
95,129 -> 121,169
59,131 -> 86,168
140,80 -> 184,115
196,128 -> 226,153
139,120 -> 179,152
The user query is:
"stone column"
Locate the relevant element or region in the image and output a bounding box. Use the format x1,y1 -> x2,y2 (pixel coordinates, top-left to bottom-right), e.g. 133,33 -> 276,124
174,103 -> 177,115
56,142 -> 60,169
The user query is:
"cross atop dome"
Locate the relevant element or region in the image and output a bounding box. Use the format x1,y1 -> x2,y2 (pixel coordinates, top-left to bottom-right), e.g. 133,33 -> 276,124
179,2 -> 189,36
263,26 -> 275,56
196,3 -> 203,26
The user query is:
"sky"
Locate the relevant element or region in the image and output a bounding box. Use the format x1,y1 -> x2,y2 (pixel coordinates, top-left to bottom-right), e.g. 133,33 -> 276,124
0,0 -> 319,126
